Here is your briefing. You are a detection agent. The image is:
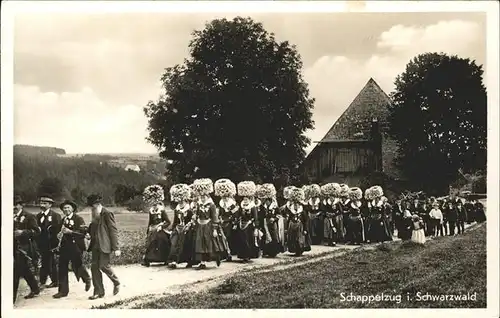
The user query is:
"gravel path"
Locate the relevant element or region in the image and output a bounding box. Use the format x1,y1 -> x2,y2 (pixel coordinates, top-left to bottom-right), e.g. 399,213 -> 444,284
14,219 -> 482,310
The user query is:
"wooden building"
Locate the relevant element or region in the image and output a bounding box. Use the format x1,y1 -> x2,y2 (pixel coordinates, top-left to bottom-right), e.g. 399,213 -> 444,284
301,78 -> 401,183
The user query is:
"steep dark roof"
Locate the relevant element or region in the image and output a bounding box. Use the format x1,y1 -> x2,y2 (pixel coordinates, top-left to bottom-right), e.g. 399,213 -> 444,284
320,77 -> 392,142
304,78 -> 403,180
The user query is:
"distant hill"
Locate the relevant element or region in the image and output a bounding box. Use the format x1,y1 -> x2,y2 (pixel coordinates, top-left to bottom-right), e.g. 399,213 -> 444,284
13,145 -> 171,206
14,144 -> 66,156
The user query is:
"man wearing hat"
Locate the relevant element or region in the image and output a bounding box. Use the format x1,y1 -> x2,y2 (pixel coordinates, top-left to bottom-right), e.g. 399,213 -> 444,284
36,195 -> 63,289
14,195 -> 41,302
86,194 -> 121,300
53,200 -> 92,299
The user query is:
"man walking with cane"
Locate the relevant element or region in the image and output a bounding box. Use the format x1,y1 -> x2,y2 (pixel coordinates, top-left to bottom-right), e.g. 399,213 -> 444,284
86,194 -> 121,300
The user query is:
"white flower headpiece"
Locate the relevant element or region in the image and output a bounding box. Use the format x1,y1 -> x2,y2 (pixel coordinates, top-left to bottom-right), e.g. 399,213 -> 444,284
256,183 -> 276,199
364,187 -> 374,201
169,183 -> 191,202
349,187 -> 363,201
237,181 -> 256,197
283,186 -> 296,200
143,185 -> 165,205
192,178 -> 214,196
372,185 -> 384,198
214,179 -> 236,197
339,184 -> 350,198
321,183 -> 340,197
304,184 -> 321,200
289,187 -> 305,203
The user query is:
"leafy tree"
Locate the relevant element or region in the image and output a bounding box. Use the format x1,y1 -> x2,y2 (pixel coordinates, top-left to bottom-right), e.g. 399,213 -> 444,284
37,177 -> 64,200
114,184 -> 139,205
144,17 -> 314,184
70,187 -> 87,205
388,53 -> 487,194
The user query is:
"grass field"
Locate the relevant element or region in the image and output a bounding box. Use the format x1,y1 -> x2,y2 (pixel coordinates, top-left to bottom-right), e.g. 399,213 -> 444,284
22,206 -> 174,265
133,223 -> 487,309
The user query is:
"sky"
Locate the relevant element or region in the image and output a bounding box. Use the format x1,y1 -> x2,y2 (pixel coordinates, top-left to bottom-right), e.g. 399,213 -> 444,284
13,11 -> 486,154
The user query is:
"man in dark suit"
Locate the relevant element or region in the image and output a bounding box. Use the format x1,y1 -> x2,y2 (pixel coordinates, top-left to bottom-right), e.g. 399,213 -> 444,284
464,197 -> 474,223
456,200 -> 467,234
86,194 -> 121,300
392,199 -> 404,237
445,201 -> 458,235
410,199 -> 420,215
14,195 -> 41,302
36,195 -> 62,288
53,200 -> 92,299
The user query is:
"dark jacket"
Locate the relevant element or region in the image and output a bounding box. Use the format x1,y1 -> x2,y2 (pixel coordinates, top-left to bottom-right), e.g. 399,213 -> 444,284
36,208 -> 63,250
445,206 -> 458,222
88,208 -> 119,253
14,210 -> 41,258
60,213 -> 87,253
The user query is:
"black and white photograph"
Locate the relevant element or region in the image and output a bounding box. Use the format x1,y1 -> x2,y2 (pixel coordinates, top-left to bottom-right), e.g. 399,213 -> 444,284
2,1 -> 499,316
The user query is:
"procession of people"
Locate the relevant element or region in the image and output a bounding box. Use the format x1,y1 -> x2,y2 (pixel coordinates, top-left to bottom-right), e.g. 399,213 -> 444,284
13,178 -> 486,304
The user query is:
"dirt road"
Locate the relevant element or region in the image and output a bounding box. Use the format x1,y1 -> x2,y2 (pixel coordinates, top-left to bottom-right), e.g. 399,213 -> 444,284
14,218 -> 482,310
14,244 -> 359,309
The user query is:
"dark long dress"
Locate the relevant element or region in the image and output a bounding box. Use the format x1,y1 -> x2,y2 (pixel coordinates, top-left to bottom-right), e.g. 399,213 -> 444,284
260,200 -> 285,257
366,200 -> 393,243
335,199 -> 351,243
218,199 -> 239,257
339,199 -> 351,243
305,198 -> 324,245
233,202 -> 260,260
144,207 -> 172,264
286,203 -> 312,256
393,204 -> 404,238
322,199 -> 341,245
168,203 -> 196,265
192,200 -> 227,262
348,201 -> 365,245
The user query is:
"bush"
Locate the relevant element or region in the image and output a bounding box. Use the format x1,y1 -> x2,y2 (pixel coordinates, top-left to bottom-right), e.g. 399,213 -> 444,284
82,229 -> 146,266
126,195 -> 144,212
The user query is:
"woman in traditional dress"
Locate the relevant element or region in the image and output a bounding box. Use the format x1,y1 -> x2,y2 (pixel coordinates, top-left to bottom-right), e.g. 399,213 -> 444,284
348,187 -> 365,245
320,183 -> 341,246
167,183 -> 195,269
366,186 -> 393,243
233,181 -> 260,262
279,186 -> 295,248
141,185 -> 172,267
338,184 -> 351,243
214,178 -> 238,261
362,188 -> 373,240
410,214 -> 426,244
285,187 -> 312,256
303,184 -> 324,245
191,178 -> 225,269
258,183 -> 285,257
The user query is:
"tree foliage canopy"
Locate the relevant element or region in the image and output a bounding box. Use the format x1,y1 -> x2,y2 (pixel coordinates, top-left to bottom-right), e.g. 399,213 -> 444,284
144,17 -> 315,185
388,52 -> 487,193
